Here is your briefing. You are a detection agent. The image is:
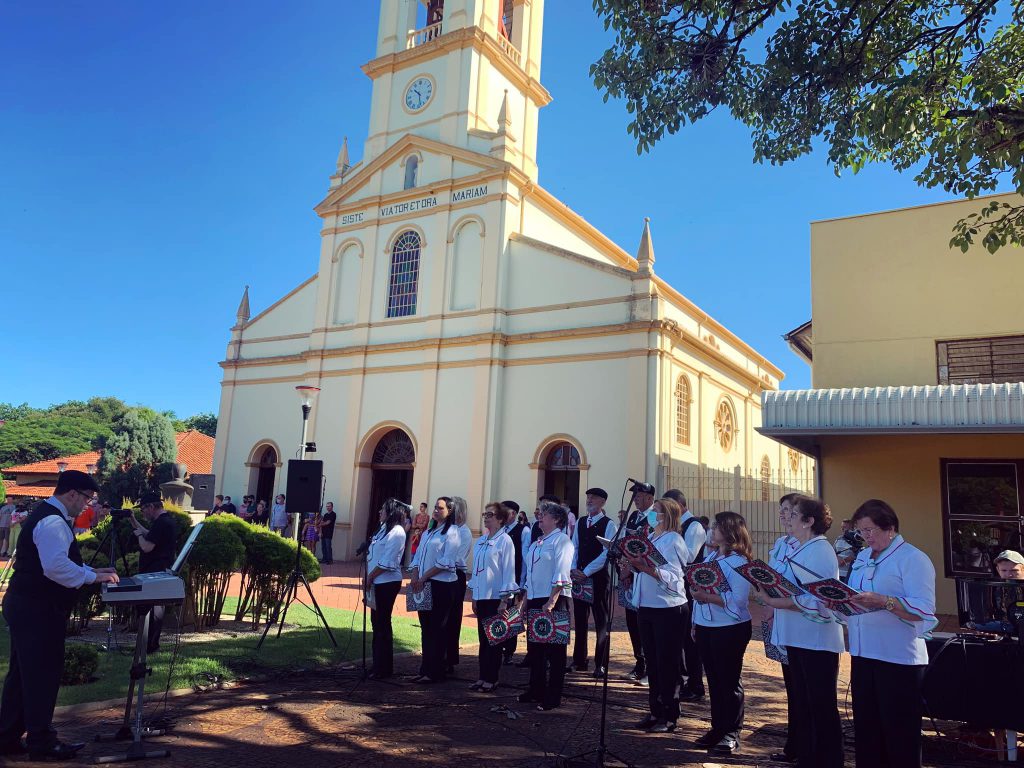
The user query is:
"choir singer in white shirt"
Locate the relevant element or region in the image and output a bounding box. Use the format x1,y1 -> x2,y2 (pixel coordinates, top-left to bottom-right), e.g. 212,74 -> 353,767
846,499 -> 936,768
517,501 -> 574,711
468,502 -> 518,692
756,496 -> 845,768
364,499 -> 407,680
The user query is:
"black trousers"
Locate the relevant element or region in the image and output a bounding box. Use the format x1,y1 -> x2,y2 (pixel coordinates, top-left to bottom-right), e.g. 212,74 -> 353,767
637,605 -> 685,722
474,599 -> 504,684
625,606 -> 644,671
370,580 -> 402,676
679,601 -> 705,695
0,593 -> 69,751
781,661 -> 800,758
786,646 -> 844,768
502,633 -> 518,661
696,620 -> 752,740
418,579 -> 456,680
527,597 -> 568,707
572,571 -> 609,669
851,656 -> 925,768
445,570 -> 468,667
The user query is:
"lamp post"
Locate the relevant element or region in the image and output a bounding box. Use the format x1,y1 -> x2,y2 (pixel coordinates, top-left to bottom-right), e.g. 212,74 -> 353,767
86,463 -> 97,475
293,386 -> 320,538
57,461 -> 68,473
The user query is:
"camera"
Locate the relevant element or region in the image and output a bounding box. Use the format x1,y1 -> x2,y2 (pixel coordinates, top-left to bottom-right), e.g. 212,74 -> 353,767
842,529 -> 865,551
109,508 -> 133,520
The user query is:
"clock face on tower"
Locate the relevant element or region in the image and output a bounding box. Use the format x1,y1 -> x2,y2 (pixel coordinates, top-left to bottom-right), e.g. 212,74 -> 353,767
404,76 -> 434,112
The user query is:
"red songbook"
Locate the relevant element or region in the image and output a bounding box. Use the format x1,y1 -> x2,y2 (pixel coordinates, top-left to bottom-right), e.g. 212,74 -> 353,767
684,560 -> 731,594
735,559 -> 805,599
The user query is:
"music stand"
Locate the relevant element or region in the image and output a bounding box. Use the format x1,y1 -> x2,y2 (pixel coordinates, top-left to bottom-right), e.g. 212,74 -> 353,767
559,481 -> 642,768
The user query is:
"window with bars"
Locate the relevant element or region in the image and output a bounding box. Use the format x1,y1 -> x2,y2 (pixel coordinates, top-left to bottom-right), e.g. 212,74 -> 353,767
675,375 -> 691,445
385,231 -> 421,318
760,455 -> 771,502
937,335 -> 1024,385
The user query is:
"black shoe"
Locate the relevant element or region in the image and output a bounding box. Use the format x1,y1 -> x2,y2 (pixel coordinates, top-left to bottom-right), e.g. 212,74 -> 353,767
769,752 -> 798,764
28,742 -> 86,761
566,662 -> 588,674
536,703 -> 559,711
633,715 -> 658,731
625,668 -> 646,682
709,735 -> 738,755
502,655 -> 515,666
679,689 -> 705,702
692,730 -> 719,748
0,739 -> 25,755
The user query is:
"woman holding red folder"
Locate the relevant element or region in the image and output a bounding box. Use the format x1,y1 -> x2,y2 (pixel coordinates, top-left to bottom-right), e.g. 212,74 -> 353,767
468,502 -> 517,692
756,496 -> 844,768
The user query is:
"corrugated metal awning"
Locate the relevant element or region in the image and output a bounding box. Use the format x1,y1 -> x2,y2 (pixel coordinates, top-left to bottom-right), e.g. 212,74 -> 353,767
758,382 -> 1024,452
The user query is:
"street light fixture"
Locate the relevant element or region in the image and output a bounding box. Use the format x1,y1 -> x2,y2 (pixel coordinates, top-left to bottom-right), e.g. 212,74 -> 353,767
86,463 -> 97,475
294,386 -> 321,458
57,461 -> 68,473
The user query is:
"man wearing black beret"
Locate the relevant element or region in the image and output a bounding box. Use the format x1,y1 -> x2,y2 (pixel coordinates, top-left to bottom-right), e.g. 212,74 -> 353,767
0,470 -> 120,759
568,488 -> 616,678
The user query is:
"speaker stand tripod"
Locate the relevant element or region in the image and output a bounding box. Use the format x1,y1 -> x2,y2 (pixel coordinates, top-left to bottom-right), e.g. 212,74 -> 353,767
256,536 -> 337,651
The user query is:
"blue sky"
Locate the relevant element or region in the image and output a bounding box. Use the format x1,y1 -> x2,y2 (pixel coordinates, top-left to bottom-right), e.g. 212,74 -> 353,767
0,2 -> 989,416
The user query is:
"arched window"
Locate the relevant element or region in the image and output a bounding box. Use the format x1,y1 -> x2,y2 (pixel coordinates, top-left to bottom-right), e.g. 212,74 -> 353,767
386,231 -> 421,318
542,442 -> 582,517
499,0 -> 514,38
403,155 -> 419,189
674,375 -> 691,445
760,455 -> 771,502
714,398 -> 736,453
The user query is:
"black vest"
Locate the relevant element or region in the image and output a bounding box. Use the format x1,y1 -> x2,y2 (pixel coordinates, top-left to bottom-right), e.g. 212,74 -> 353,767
530,521 -> 543,544
507,522 -> 526,582
576,515 -> 611,570
10,500 -> 85,613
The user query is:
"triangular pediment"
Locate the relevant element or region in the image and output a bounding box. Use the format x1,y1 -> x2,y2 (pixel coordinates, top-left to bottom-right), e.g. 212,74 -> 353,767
314,135 -> 512,215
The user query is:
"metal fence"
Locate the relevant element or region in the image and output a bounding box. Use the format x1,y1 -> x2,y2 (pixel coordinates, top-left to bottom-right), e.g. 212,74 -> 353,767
665,461 -> 817,561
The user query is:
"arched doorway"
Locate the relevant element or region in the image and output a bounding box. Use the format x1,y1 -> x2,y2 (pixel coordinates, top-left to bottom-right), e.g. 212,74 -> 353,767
367,429 -> 415,542
254,446 -> 277,504
543,443 -> 581,517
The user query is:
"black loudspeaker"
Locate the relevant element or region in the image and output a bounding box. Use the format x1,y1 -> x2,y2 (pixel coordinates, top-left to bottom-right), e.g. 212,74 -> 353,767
285,460 -> 323,514
190,474 -> 216,510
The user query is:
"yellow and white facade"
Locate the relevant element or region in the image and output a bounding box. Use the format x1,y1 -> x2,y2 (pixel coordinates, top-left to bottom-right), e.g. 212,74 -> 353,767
213,0 -> 791,557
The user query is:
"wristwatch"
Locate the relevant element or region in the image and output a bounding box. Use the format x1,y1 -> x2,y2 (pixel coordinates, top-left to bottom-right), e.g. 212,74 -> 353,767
884,595 -> 897,612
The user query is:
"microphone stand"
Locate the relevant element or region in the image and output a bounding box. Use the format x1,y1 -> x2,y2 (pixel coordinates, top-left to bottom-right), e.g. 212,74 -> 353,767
560,481 -> 639,768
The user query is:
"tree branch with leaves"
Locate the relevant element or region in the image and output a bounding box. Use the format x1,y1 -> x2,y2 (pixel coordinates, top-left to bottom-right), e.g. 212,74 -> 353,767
592,0 -> 1024,252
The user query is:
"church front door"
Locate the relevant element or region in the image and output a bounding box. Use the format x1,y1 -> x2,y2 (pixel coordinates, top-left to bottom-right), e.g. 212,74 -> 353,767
366,429 -> 416,542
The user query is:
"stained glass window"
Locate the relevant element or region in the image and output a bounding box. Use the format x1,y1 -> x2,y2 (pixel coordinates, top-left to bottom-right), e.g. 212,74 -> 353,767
386,231 -> 421,318
714,398 -> 736,452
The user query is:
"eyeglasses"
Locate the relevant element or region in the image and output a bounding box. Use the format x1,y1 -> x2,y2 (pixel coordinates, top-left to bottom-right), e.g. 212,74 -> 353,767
857,526 -> 881,538
482,512 -> 496,519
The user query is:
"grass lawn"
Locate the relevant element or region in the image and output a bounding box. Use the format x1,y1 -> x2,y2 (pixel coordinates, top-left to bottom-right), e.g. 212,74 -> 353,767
0,597 -> 477,707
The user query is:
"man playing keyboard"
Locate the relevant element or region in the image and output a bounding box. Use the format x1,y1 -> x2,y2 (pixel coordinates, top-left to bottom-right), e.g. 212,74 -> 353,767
129,492 -> 177,654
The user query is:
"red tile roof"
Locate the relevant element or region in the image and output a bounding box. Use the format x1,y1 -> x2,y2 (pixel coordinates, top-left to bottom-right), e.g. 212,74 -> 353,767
175,430 -> 215,475
4,450 -> 101,475
4,431 -> 215,476
3,479 -> 57,499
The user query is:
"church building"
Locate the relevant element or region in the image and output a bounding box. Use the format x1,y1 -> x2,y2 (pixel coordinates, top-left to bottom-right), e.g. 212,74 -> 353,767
213,0 -> 797,557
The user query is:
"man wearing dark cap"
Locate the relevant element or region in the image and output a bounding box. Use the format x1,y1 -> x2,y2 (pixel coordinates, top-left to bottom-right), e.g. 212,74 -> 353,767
129,492 -> 178,653
568,488 -> 616,677
501,500 -> 526,664
0,470 -> 120,759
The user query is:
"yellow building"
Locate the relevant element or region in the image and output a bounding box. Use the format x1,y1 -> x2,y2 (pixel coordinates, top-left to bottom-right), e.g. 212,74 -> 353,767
760,194 -> 1024,613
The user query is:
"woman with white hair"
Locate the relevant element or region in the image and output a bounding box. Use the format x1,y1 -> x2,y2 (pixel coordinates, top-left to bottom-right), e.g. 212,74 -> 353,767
518,501 -> 574,711
446,496 -> 474,673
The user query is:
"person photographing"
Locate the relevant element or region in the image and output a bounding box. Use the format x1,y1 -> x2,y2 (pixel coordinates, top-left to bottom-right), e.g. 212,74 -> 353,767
0,470 -> 120,760
128,492 -> 178,654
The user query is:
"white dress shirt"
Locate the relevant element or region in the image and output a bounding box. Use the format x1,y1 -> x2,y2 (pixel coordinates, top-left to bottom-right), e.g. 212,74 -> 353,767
367,524 -> 406,585
768,535 -> 798,572
523,529 -> 574,600
270,502 -> 288,529
454,523 -> 473,572
691,551 -> 752,626
679,511 -> 708,565
410,523 -> 460,583
36,497 -> 97,588
630,530 -> 690,609
521,519 -> 541,554
468,531 -> 518,600
770,535 -> 845,653
846,535 -> 937,665
571,512 -> 618,577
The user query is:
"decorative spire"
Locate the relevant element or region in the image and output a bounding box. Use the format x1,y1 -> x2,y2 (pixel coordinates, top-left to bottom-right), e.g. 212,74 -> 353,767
637,217 -> 656,274
236,285 -> 250,325
336,137 -> 350,176
497,90 -> 512,136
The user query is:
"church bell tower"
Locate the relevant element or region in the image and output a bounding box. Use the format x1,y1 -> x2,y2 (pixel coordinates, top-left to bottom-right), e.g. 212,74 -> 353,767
361,0 -> 549,181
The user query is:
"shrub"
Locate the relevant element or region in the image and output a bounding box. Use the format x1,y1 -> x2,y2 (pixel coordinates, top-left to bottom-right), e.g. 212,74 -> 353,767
62,643 -> 100,685
182,515 -> 246,630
